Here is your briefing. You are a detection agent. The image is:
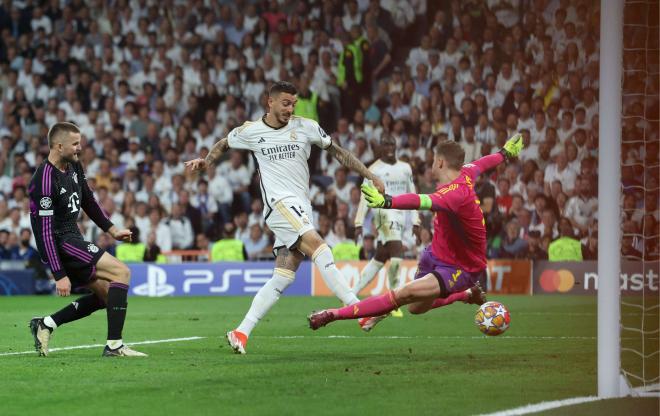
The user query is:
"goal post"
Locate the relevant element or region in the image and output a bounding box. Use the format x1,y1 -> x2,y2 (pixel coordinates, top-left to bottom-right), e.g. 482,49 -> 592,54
598,0 -> 624,399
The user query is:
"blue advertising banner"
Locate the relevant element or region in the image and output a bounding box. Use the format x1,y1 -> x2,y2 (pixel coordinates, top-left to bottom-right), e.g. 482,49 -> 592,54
0,271 -> 35,295
128,262 -> 312,297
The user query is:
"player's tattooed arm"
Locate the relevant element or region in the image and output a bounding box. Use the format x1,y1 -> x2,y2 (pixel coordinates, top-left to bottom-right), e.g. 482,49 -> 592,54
204,137 -> 229,166
327,143 -> 385,193
185,137 -> 229,172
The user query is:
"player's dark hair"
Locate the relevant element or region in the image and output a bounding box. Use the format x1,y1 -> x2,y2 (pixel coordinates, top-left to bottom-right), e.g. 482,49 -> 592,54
434,140 -> 465,170
269,81 -> 297,97
47,122 -> 80,148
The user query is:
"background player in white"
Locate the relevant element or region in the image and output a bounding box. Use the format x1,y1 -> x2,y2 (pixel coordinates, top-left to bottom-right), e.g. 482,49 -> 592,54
353,136 -> 420,319
185,81 -> 385,354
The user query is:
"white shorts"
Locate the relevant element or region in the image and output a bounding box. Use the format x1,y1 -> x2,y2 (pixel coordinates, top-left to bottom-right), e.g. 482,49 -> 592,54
266,197 -> 315,250
373,209 -> 406,244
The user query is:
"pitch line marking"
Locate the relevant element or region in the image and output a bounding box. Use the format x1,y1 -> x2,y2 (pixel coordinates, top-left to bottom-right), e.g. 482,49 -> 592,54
0,336 -> 206,357
475,396 -> 602,416
258,335 -> 601,340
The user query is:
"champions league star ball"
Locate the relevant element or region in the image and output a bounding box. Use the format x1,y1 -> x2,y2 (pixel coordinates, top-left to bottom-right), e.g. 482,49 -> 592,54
474,301 -> 511,336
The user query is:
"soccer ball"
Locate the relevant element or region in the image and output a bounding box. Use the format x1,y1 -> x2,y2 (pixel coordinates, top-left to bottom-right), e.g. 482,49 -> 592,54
474,301 -> 511,336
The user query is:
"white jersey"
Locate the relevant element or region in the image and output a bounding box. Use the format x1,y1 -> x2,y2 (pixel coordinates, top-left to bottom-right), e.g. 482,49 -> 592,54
227,115 -> 331,215
355,160 -> 420,242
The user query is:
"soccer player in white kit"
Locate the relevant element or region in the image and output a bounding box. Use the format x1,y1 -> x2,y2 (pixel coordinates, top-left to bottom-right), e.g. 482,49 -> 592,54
185,81 -> 385,353
353,136 -> 420,324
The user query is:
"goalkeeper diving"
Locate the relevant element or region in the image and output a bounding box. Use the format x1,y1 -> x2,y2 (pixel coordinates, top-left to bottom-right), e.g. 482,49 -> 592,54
308,134 -> 524,330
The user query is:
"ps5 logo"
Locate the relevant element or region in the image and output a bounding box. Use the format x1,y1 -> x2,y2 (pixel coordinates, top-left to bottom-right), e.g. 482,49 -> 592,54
183,268 -> 272,294
133,265 -> 176,297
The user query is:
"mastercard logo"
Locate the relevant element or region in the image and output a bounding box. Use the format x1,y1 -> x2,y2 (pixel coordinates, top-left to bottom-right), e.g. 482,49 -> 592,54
539,269 -> 575,292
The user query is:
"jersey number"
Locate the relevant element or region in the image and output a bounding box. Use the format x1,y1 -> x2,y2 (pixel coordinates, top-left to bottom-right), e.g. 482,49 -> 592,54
290,206 -> 303,217
68,192 -> 80,213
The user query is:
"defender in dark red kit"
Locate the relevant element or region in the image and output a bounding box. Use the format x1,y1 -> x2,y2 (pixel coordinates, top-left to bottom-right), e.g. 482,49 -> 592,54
28,122 -> 146,357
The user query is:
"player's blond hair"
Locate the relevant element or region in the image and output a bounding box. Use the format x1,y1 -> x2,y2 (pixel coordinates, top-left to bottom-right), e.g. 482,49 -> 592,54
434,140 -> 465,170
47,122 -> 80,148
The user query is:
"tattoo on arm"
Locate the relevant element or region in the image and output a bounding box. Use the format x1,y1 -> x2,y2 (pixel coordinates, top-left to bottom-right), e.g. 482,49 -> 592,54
204,138 -> 229,166
327,143 -> 378,182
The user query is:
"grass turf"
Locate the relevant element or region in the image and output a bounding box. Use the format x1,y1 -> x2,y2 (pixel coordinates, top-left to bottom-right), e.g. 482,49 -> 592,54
0,295 -> 655,416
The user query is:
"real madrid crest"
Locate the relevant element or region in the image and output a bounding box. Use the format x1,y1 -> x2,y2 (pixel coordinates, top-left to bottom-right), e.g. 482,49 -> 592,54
290,130 -> 297,141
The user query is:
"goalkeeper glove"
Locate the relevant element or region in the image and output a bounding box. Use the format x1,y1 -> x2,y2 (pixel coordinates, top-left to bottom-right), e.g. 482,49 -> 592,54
361,184 -> 392,208
500,133 -> 524,161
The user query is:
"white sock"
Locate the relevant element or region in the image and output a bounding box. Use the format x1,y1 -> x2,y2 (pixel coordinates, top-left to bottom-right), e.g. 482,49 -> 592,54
43,316 -> 57,330
236,268 -> 295,337
354,259 -> 384,295
312,244 -> 359,305
107,339 -> 123,349
388,257 -> 403,289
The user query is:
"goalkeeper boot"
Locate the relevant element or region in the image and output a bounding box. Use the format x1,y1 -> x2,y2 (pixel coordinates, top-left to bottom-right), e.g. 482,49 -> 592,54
102,345 -> 148,357
308,310 -> 336,330
226,330 -> 248,354
29,317 -> 52,357
358,314 -> 389,332
464,283 -> 487,305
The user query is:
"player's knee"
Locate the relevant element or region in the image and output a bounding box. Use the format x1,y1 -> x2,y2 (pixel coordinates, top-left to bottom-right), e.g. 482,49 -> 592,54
407,303 -> 427,315
115,263 -> 131,284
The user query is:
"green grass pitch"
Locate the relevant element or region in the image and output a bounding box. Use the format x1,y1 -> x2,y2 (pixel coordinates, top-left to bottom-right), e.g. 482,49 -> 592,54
0,295 -> 657,416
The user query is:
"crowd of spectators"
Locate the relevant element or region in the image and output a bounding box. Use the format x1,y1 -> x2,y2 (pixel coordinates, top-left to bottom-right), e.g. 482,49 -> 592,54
0,0 -> 658,265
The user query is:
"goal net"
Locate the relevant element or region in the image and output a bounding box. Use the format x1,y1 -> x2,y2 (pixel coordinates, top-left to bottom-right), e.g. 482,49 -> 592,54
619,0 -> 659,397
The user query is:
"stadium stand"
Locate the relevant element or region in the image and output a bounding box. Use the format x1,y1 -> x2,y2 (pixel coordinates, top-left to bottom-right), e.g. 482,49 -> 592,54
0,0 -> 654,266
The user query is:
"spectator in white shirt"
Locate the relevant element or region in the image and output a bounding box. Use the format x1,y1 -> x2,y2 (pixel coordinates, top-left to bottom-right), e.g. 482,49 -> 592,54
242,223 -> 271,260
147,209 -> 172,252
544,150 -> 578,196
152,160 -> 172,195
475,114 -> 496,145
30,7 -> 52,34
530,110 -> 547,143
218,150 -> 252,212
483,73 -> 505,109
557,111 -> 575,144
342,0 -> 362,32
119,136 -> 145,166
407,34 -> 432,73
496,62 -> 518,95
329,167 -> 356,204
564,177 -> 598,236
460,126 -> 482,163
518,129 -> 539,162
190,179 -> 219,233
440,37 -> 462,74
167,203 -> 194,250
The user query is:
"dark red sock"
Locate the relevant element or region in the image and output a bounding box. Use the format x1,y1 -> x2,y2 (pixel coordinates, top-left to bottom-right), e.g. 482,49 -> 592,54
331,291 -> 398,319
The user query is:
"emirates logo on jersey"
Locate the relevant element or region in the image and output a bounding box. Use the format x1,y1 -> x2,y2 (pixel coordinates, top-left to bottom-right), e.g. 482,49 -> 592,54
261,144 -> 300,162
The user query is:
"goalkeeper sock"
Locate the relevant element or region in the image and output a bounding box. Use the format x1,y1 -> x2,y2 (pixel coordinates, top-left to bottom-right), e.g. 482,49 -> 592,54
353,259 -> 384,295
312,244 -> 359,305
331,290 -> 398,319
106,282 -> 129,345
236,268 -> 295,337
430,290 -> 469,309
387,257 -> 403,289
49,294 -> 106,328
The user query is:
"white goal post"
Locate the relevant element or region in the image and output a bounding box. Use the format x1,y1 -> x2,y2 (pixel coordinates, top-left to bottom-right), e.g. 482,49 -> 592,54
597,0 -> 624,399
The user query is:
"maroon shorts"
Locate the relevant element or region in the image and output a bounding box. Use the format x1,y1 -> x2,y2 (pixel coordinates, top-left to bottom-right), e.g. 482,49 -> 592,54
414,247 -> 485,295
